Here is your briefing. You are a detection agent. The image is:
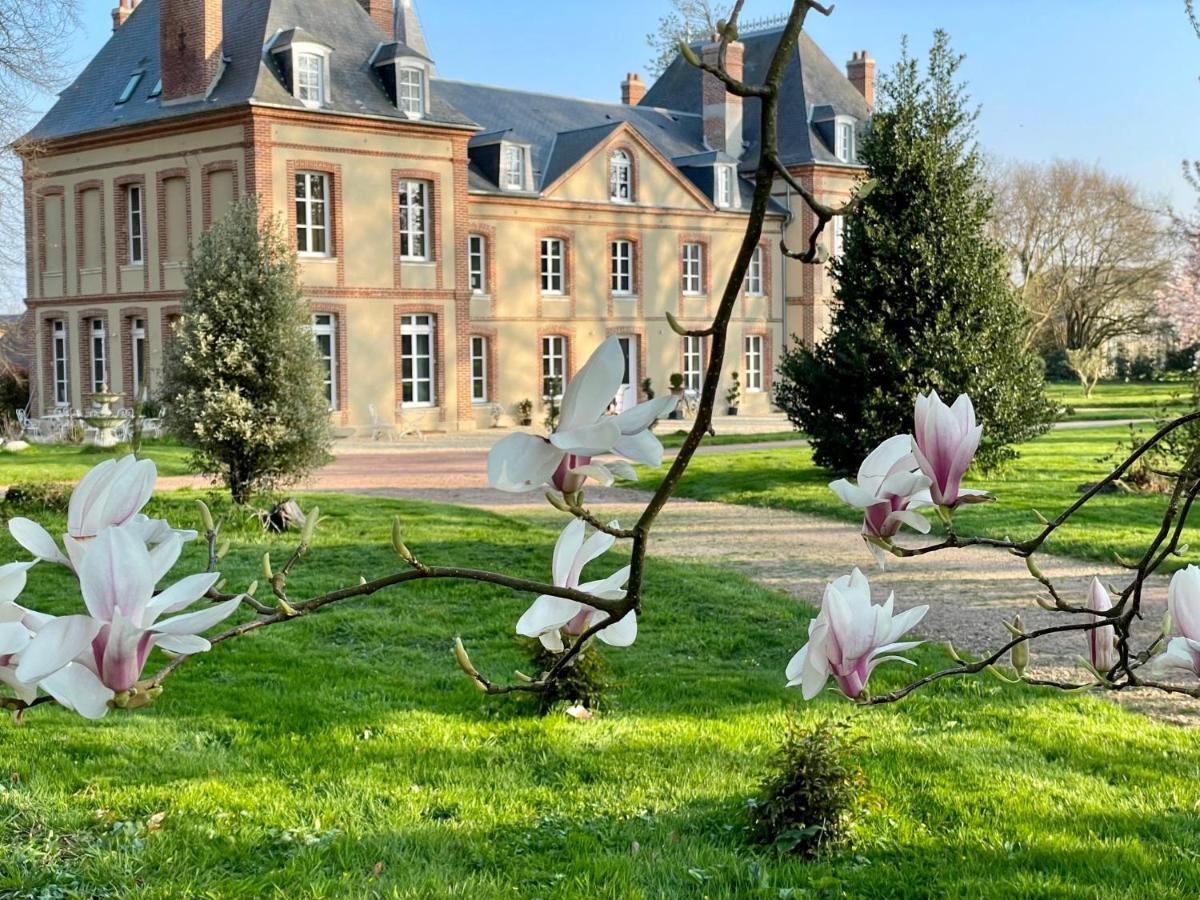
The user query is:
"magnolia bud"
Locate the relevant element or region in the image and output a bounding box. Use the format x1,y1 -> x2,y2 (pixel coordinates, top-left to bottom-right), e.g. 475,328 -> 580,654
1163,610 -> 1173,638
679,40 -> 700,67
301,507 -> 319,545
245,580 -> 258,597
216,540 -> 230,560
664,310 -> 689,336
513,670 -> 533,683
195,500 -> 215,533
261,553 -> 273,580
856,178 -> 879,199
1025,556 -> 1044,581
1032,508 -> 1050,525
392,517 -> 415,564
1009,616 -> 1028,676
453,637 -> 479,678
545,492 -> 572,513
277,598 -> 300,618
1174,544 -> 1190,557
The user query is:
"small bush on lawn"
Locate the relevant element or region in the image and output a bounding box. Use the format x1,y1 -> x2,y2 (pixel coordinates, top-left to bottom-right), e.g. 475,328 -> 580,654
4,482 -> 71,514
748,718 -> 864,857
526,640 -> 613,716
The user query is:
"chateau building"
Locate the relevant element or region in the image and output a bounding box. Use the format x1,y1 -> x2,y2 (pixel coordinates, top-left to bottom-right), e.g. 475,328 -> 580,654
21,0 -> 872,432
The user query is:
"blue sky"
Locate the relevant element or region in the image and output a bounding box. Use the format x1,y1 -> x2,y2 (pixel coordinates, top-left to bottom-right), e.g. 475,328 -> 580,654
52,1 -> 1200,208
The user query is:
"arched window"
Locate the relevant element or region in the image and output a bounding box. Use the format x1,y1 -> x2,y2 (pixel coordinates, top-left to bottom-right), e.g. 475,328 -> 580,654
610,150 -> 632,202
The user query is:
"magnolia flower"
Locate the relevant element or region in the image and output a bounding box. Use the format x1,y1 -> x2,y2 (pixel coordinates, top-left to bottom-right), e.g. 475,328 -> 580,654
830,435 -> 932,564
786,568 -> 928,700
1150,565 -> 1200,678
1086,577 -> 1118,673
515,518 -> 634,651
15,526 -> 241,704
488,337 -> 677,493
912,391 -> 990,508
9,456 -> 194,570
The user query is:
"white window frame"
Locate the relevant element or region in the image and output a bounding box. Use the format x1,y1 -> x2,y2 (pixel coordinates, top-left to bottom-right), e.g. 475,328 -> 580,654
610,150 -> 632,202
746,245 -> 764,296
715,165 -> 735,209
400,314 -> 436,407
470,335 -> 488,404
503,144 -> 526,192
397,65 -> 425,117
90,318 -> 107,394
116,71 -> 143,105
836,120 -> 855,162
127,184 -> 144,265
611,239 -> 634,296
745,335 -> 764,392
312,313 -> 337,410
131,317 -> 147,400
683,335 -> 704,393
832,214 -> 845,258
295,51 -> 326,107
52,319 -> 68,408
398,180 -> 431,262
682,242 -> 704,295
542,335 -> 567,399
540,238 -> 565,295
468,234 -> 487,295
295,171 -> 331,257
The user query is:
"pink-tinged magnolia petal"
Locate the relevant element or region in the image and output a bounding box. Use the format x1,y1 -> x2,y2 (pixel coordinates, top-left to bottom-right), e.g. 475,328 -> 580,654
829,478 -> 878,509
0,561 -> 35,603
147,531 -> 184,586
142,572 -> 223,626
612,395 -> 679,435
15,614 -> 103,683
857,435 -> 917,491
878,470 -> 929,500
152,596 -> 241,636
567,528 -> 618,588
578,564 -> 631,602
67,458 -> 119,537
605,460 -> 638,482
487,433 -> 564,493
552,519 -> 587,587
153,633 -> 212,655
595,607 -> 637,647
63,535 -> 89,573
611,427 -> 665,467
570,463 -> 616,488
41,661 -> 114,720
98,610 -> 148,692
549,420 -> 623,457
887,509 -> 932,535
97,457 -> 157,529
557,337 -> 624,432
565,704 -> 592,719
0,666 -> 38,704
8,518 -> 69,566
1168,565 -> 1200,641
79,527 -> 155,623
0,621 -> 30,656
516,594 -> 582,640
1149,637 -> 1200,676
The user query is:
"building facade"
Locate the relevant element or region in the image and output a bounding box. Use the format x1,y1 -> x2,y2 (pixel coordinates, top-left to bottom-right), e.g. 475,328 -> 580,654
21,0 -> 872,432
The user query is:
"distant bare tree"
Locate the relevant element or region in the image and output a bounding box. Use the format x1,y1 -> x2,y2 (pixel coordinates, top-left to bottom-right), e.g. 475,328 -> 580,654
990,159 -> 1172,358
646,0 -> 720,77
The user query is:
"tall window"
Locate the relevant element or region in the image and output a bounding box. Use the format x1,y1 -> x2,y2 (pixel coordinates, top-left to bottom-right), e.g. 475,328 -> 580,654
400,314 -> 435,406
683,335 -> 704,393
398,67 -> 425,115
398,180 -> 430,261
745,245 -> 764,295
832,215 -> 845,258
296,52 -> 325,105
52,319 -> 68,407
745,335 -> 764,392
610,150 -> 632,202
469,234 -> 487,294
127,185 -> 144,265
540,238 -> 565,294
90,318 -> 107,393
716,165 -> 734,208
295,172 -> 330,255
504,145 -> 525,191
611,240 -> 634,295
312,313 -> 337,409
131,318 -> 147,399
542,335 -> 566,398
470,335 -> 488,403
837,122 -> 855,162
681,242 -> 703,294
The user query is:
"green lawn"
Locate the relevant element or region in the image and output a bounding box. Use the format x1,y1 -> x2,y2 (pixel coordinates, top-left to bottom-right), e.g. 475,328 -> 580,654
657,428 -> 802,449
0,492 -> 1198,897
0,438 -> 194,485
640,425 -> 1200,566
1047,380 -> 1192,421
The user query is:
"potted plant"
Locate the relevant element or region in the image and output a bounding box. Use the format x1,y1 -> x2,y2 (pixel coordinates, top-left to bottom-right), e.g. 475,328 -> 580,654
641,377 -> 655,401
668,373 -> 685,420
725,371 -> 741,416
516,398 -> 533,427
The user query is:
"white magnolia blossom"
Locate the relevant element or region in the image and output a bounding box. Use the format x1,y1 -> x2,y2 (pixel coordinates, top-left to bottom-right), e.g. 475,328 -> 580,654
912,391 -> 990,508
9,456 -> 195,570
516,518 -> 634,652
488,337 -> 677,494
786,568 -> 928,700
1150,565 -> 1200,678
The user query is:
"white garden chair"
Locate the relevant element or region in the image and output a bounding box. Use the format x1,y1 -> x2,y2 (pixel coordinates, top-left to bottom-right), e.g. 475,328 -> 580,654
15,409 -> 41,439
395,407 -> 425,441
368,404 -> 397,442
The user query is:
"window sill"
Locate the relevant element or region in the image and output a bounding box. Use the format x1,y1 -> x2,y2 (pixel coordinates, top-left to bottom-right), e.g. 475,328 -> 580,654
79,266 -> 103,275
541,292 -> 569,299
471,291 -> 491,299
298,253 -> 336,261
400,259 -> 435,266
612,293 -> 638,301
682,292 -> 707,298
471,400 -> 491,406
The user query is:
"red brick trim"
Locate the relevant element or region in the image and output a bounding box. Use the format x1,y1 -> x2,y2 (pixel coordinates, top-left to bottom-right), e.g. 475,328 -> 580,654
22,173 -> 33,299
535,228 -> 576,318
393,304 -> 446,420
677,233 -> 711,315
310,301 -> 349,424
605,326 -> 648,403
391,168 -> 442,291
245,112 -> 273,202
35,186 -> 66,298
466,223 -> 497,303
742,326 -> 774,394
113,175 -> 150,292
201,159 -> 241,230
468,327 -> 499,406
76,307 -> 111,409
160,304 -> 183,359
37,310 -> 68,414
286,160 -> 344,287
535,327 -> 575,410
450,135 -> 473,424
740,237 -> 772,315
73,180 -> 107,295
604,230 -> 644,318
27,290 -> 184,309
119,306 -> 150,406
155,167 -> 193,286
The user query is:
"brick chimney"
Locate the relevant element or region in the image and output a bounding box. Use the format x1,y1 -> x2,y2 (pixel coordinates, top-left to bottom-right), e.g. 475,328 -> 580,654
847,50 -> 875,108
160,0 -> 224,104
700,37 -> 744,156
112,0 -> 137,32
360,0 -> 395,37
621,73 -> 646,106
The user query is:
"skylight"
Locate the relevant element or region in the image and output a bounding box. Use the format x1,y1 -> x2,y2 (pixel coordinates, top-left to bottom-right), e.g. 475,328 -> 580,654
117,71 -> 144,105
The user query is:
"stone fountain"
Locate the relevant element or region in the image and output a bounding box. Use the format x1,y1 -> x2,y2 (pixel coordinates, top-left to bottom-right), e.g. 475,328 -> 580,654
84,384 -> 124,448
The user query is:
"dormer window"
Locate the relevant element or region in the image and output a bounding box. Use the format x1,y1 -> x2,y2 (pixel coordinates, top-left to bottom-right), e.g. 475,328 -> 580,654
715,165 -> 736,209
397,66 -> 425,116
610,150 -> 632,202
296,52 -> 325,106
267,30 -> 333,110
836,121 -> 856,162
503,144 -> 527,191
116,71 -> 144,105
